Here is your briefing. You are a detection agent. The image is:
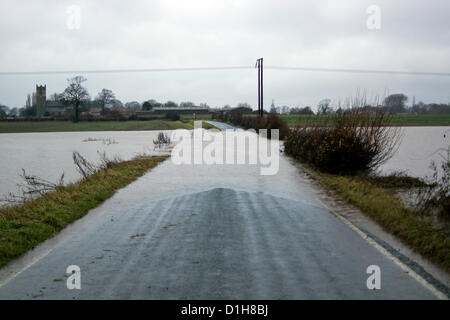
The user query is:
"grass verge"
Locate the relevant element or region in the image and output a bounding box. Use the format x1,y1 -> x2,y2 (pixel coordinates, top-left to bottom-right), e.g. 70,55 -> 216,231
274,114 -> 450,127
0,155 -> 168,269
311,170 -> 450,273
0,120 -> 195,133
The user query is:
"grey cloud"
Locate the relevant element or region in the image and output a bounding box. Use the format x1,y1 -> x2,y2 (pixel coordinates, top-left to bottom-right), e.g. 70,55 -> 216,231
0,0 -> 449,109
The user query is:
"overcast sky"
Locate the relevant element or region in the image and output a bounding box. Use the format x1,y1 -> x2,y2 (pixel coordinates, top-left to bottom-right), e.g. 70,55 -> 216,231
0,0 -> 449,111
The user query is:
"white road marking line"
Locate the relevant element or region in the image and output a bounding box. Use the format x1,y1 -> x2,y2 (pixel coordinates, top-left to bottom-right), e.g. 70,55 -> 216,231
316,198 -> 448,300
0,247 -> 55,289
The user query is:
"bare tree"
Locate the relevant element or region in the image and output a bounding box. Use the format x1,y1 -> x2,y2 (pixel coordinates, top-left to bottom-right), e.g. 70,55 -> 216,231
0,169 -> 64,204
60,76 -> 90,122
50,93 -> 61,102
25,94 -> 32,108
95,88 -> 116,114
317,99 -> 332,115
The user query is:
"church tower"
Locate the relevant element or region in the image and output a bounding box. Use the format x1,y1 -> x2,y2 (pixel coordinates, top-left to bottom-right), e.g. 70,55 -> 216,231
36,85 -> 46,116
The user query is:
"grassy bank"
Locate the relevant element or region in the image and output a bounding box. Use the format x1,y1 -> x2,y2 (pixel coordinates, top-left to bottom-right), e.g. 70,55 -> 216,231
0,155 -> 168,269
0,120 -> 196,133
311,170 -> 450,273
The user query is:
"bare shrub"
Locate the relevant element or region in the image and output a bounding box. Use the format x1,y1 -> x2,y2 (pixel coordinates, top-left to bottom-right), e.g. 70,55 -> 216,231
102,137 -> 118,145
73,151 -> 98,178
416,147 -> 450,220
73,151 -> 122,178
97,151 -> 122,169
1,151 -> 122,205
82,137 -> 118,145
0,170 -> 64,204
215,112 -> 289,140
153,132 -> 171,150
285,94 -> 402,175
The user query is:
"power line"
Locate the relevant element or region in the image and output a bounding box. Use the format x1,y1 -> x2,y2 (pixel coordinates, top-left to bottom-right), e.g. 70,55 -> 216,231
0,66 -> 253,76
0,65 -> 449,77
265,66 -> 450,77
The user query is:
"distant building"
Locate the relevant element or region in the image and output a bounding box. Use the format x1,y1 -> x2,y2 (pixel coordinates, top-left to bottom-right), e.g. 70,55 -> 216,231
89,108 -> 102,116
32,85 -> 67,116
45,101 -> 66,115
36,85 -> 46,116
153,106 -> 211,114
110,107 -> 132,114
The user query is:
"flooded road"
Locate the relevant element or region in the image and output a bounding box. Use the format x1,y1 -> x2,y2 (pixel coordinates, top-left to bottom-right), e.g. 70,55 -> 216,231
0,126 -> 443,299
0,126 -> 447,199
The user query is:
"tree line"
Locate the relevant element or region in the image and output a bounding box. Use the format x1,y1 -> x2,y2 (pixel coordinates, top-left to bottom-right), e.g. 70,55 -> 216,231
1,80 -> 449,120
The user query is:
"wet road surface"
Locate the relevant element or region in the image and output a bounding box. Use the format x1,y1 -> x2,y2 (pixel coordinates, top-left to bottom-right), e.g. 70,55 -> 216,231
0,126 -> 441,299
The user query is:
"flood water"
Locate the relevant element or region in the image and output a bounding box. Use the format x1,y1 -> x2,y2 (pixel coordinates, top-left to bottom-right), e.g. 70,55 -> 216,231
0,126 -> 448,199
0,131 -> 167,199
378,126 -> 449,178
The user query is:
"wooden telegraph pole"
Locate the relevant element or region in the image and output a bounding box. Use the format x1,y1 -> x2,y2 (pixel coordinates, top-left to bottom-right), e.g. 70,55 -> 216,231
256,58 -> 264,117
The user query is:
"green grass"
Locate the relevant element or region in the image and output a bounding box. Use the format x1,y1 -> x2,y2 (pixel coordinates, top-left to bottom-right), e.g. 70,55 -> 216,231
0,155 -> 168,269
0,120 -> 195,134
356,174 -> 427,189
313,171 -> 450,273
277,114 -> 450,127
180,114 -> 213,121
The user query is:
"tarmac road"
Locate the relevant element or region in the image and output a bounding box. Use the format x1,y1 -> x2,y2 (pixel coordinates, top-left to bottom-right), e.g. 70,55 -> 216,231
0,125 -> 442,299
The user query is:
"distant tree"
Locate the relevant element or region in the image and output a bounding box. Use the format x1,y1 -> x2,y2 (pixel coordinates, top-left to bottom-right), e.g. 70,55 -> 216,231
384,94 -> 408,114
25,94 -> 32,108
411,101 -> 426,114
231,106 -> 253,114
8,107 -> 18,117
289,107 -> 300,114
142,99 -> 160,111
317,99 -> 332,115
20,105 -> 36,117
60,76 -> 90,123
427,103 -> 450,114
0,105 -> 8,119
50,93 -> 61,102
142,101 -> 152,111
281,106 -> 290,114
180,101 -> 195,108
302,106 -> 314,115
269,100 -> 277,114
110,99 -> 123,108
290,106 -> 314,115
164,101 -> 178,108
125,101 -> 141,111
95,88 -> 115,114
237,102 -> 251,109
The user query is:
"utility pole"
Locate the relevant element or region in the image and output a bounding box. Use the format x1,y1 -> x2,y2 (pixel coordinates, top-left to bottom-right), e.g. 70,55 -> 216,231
256,58 -> 264,117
